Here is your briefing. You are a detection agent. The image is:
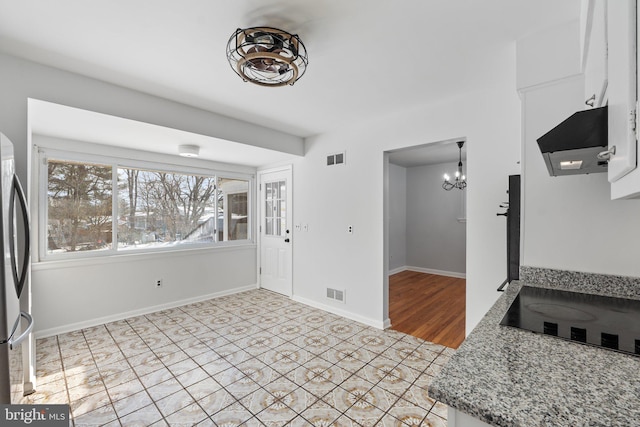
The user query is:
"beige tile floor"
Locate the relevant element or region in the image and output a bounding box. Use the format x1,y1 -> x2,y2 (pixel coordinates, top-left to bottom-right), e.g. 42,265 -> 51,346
30,289 -> 452,426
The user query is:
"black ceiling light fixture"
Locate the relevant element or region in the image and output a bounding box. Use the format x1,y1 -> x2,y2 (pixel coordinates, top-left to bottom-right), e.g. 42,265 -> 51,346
226,26 -> 308,87
442,141 -> 467,191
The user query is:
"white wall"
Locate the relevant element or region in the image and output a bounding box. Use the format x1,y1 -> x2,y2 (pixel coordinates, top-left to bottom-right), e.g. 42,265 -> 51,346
27,134 -> 259,336
0,53 -> 304,336
32,247 -> 256,337
289,42 -> 521,332
521,78 -> 640,276
518,22 -> 640,278
388,164 -> 407,272
0,53 -> 303,188
406,162 -> 466,275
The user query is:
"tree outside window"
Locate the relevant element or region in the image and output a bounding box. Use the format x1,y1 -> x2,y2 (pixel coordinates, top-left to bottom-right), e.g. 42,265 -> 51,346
45,158 -> 250,257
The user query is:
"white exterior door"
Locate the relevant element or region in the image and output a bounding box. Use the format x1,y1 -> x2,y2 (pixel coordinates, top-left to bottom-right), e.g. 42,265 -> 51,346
258,167 -> 292,296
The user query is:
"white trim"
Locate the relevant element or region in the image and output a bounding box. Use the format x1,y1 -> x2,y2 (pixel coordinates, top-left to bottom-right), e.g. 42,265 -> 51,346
388,266 -> 407,275
291,295 -> 387,330
35,284 -> 258,339
256,164 -> 294,175
32,244 -> 256,271
383,318 -> 392,329
389,265 -> 466,279
257,165 -> 293,297
34,143 -> 255,263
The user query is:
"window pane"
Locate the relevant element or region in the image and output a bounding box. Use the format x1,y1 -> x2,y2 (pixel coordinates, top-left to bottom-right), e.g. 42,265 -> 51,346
217,177 -> 249,241
263,179 -> 286,237
117,168 -> 217,249
47,159 -> 113,254
265,201 -> 273,219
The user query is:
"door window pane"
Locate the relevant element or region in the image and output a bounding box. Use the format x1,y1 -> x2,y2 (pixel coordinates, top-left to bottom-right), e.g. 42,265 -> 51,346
264,179 -> 286,236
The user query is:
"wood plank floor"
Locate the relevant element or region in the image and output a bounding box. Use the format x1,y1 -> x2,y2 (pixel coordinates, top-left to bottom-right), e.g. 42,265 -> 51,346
389,270 -> 466,349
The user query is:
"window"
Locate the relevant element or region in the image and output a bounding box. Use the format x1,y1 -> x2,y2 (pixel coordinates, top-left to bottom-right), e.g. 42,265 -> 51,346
42,154 -> 252,259
47,160 -> 113,253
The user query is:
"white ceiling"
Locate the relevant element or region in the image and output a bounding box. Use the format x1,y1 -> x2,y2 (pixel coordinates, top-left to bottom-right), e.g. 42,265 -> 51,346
0,0 -> 580,165
29,99 -> 301,167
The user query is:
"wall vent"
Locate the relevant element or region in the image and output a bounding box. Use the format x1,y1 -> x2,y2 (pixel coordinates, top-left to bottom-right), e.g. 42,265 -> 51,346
326,152 -> 346,166
326,287 -> 346,303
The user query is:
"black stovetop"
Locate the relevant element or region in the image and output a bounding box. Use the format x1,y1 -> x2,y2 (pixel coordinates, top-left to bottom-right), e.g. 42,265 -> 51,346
500,286 -> 640,356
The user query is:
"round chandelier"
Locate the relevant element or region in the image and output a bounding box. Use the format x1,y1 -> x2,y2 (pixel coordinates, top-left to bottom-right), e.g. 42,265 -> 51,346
442,141 -> 467,191
226,27 -> 309,87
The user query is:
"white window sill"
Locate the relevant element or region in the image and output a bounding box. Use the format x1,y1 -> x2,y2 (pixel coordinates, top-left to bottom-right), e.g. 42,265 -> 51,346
32,242 -> 257,271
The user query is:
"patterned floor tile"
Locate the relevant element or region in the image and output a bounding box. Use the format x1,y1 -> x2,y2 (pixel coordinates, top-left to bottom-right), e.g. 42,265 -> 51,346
224,375 -> 262,400
197,387 -> 237,416
299,400 -> 342,426
164,402 -> 210,426
176,366 -> 211,388
73,403 -> 118,427
387,399 -> 430,426
28,289 -> 452,427
147,378 -> 184,401
112,389 -> 153,418
118,403 -> 164,426
106,378 -> 145,402
69,389 -> 111,419
423,411 -> 447,426
209,401 -> 254,426
401,383 -> 437,412
156,388 -> 196,418
253,401 -> 298,427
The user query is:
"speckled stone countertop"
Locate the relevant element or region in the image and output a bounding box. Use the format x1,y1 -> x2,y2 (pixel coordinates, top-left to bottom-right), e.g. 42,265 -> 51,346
429,267 -> 640,427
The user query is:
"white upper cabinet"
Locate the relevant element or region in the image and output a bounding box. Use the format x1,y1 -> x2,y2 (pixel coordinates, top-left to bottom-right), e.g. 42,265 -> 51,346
581,0 -> 608,108
607,0 -> 639,198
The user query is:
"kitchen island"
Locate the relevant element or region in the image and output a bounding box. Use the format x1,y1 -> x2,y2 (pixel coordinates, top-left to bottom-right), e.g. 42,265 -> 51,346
430,268 -> 640,427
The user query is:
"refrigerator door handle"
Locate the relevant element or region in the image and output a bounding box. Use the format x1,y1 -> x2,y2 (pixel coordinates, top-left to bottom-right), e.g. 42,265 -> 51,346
9,174 -> 30,298
8,312 -> 33,350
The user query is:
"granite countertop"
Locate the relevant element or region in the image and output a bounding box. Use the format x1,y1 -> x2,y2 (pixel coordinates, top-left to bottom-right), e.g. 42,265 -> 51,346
430,268 -> 640,427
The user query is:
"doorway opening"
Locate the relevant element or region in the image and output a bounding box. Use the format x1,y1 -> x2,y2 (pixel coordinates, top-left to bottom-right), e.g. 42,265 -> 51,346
384,138 -> 467,348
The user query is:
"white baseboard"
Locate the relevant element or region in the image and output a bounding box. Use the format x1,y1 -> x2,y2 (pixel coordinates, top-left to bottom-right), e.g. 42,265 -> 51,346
35,284 -> 259,339
390,266 -> 466,279
291,295 -> 387,330
388,266 -> 408,275
383,318 -> 392,329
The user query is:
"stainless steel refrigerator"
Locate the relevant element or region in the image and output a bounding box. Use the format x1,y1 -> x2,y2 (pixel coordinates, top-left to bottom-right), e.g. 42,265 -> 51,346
0,132 -> 33,403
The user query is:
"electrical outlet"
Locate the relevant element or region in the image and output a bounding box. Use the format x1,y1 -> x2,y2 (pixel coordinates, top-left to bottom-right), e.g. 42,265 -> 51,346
155,279 -> 162,288
295,224 -> 301,231
303,224 -> 309,232
347,225 -> 353,234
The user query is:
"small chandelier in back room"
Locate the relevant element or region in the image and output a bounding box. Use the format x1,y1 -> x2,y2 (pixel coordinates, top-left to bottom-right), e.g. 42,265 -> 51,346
226,27 -> 309,87
442,141 -> 467,191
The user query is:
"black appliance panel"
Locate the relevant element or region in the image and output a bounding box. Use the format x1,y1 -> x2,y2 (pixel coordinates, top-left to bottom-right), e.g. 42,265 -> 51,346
501,286 -> 640,356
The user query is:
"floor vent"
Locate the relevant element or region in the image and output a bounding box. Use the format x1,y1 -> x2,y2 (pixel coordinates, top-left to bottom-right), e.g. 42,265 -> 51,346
326,287 -> 346,303
326,152 -> 346,166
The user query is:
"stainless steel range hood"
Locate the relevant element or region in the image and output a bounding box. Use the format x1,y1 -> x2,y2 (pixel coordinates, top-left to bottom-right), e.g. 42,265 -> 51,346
537,106 -> 608,176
